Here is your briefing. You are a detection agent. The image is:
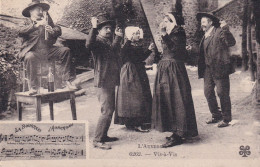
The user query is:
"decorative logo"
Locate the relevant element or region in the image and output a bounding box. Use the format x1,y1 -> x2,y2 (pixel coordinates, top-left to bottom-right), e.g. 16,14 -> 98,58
239,145 -> 251,157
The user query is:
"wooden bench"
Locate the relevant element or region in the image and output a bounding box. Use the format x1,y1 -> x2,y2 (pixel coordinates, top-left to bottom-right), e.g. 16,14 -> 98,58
15,90 -> 77,121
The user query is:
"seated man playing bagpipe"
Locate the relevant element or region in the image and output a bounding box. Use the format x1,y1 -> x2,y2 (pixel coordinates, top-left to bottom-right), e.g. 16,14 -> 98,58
18,0 -> 76,95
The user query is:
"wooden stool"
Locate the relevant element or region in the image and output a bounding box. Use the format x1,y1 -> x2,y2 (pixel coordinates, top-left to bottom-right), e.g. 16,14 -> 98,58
15,90 -> 77,121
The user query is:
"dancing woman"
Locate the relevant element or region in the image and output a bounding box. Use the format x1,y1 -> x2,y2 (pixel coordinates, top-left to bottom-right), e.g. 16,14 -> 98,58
115,26 -> 155,132
151,2 -> 198,147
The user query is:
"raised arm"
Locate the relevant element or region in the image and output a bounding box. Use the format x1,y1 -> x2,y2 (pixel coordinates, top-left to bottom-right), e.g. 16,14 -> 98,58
46,13 -> 61,38
85,28 -> 98,50
142,49 -> 153,61
85,17 -> 99,50
140,43 -> 155,62
18,19 -> 37,37
219,25 -> 236,47
161,28 -> 186,52
112,27 -> 123,52
50,25 -> 62,38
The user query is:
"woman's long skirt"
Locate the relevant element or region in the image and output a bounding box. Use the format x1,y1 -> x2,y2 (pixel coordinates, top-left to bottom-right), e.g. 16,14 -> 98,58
115,62 -> 152,127
151,59 -> 198,138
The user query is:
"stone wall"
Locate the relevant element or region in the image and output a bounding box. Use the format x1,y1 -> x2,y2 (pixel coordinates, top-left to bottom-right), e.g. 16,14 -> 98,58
182,0 -> 200,45
199,0 -> 218,12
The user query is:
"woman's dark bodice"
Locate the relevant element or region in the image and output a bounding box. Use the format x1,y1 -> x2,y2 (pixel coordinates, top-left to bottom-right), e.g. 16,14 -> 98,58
121,40 -> 152,65
161,26 -> 188,62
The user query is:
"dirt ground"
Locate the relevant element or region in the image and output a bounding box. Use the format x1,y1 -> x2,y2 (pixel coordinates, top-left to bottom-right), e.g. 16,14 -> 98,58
1,66 -> 260,160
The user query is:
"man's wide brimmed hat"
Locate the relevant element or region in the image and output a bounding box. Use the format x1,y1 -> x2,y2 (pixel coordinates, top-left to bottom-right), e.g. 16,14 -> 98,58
96,13 -> 115,29
196,12 -> 220,25
22,0 -> 50,17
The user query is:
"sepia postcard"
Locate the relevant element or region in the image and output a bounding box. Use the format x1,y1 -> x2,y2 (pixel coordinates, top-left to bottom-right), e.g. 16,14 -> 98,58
0,0 -> 259,166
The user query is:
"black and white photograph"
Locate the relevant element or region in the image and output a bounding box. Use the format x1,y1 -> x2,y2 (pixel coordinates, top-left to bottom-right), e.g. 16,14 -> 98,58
0,0 -> 260,166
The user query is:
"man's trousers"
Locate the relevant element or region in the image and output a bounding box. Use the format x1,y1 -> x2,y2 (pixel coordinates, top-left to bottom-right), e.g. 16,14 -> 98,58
24,46 -> 74,89
204,67 -> 232,122
94,87 -> 116,142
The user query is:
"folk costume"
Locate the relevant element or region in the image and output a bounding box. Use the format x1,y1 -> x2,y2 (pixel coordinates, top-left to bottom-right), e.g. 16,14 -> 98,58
152,2 -> 198,147
196,12 -> 236,127
85,13 -> 123,148
18,0 -> 75,91
114,27 -> 153,130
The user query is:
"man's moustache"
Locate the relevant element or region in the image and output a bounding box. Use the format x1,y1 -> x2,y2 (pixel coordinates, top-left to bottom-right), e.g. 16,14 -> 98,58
35,15 -> 43,21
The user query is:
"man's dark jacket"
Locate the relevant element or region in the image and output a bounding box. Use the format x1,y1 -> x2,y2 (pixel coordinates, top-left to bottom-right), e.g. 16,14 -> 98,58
85,28 -> 122,88
18,13 -> 61,60
198,25 -> 236,79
